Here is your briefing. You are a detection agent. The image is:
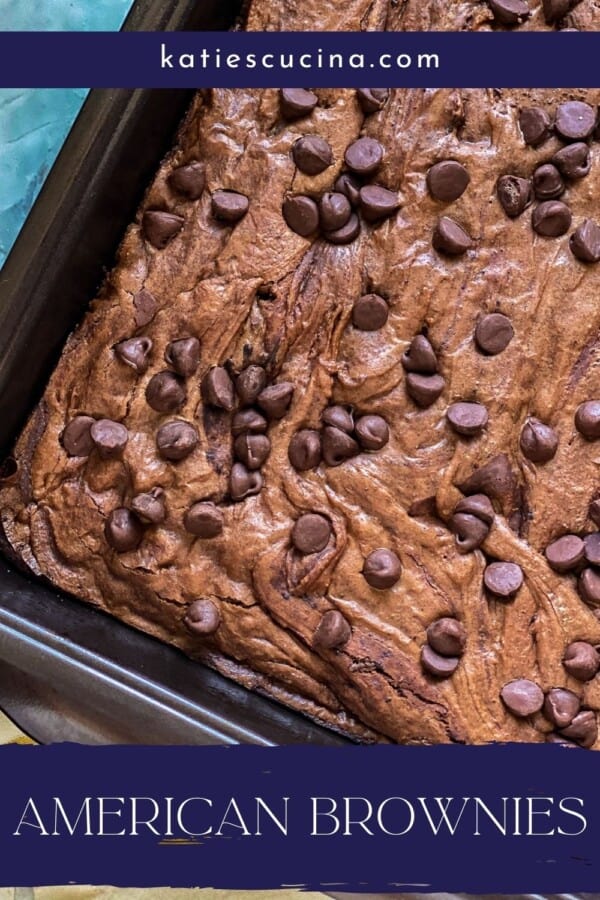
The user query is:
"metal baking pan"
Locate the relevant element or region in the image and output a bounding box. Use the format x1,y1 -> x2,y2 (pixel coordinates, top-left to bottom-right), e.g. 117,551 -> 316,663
0,0 -> 346,747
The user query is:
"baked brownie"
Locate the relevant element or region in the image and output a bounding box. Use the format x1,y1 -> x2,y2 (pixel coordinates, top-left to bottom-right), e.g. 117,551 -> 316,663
4,83 -> 600,746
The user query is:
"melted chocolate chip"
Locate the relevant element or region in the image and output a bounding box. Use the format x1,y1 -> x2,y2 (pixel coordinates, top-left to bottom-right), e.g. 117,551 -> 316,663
105,508 -> 144,552
313,610 -> 351,649
542,0 -> 570,22
230,463 -> 263,501
90,419 -> 128,459
322,426 -> 359,466
575,401 -> 600,440
133,289 -> 157,329
352,293 -> 389,331
584,533 -> 600,566
131,487 -> 166,525
319,192 -> 352,231
501,679 -> 544,717
184,501 -> 224,538
532,163 -> 564,201
446,402 -> 488,437
334,173 -> 361,207
532,200 -> 572,237
475,313 -> 514,355
354,415 -> 389,451
362,548 -> 401,589
426,160 -> 470,203
146,371 -> 186,413
487,0 -> 530,25
555,101 -> 596,142
427,618 -> 466,657
356,88 -> 389,114
292,136 -> 333,175
359,185 -> 400,223
344,137 -> 384,177
402,335 -> 438,373
201,367 -> 235,411
543,688 -> 581,729
257,382 -> 294,419
322,405 -> 354,433
421,645 -> 459,678
184,598 -> 221,635
406,373 -> 445,408
458,454 -> 513,501
553,142 -> 591,180
156,420 -> 198,462
234,433 -> 271,470
115,337 -> 153,374
164,337 -> 200,377
454,493 -> 495,525
288,429 -> 322,471
570,220 -> 600,264
236,366 -> 267,406
497,175 -> 532,218
451,513 -> 490,553
432,217 -> 473,255
168,162 -> 206,200
560,710 -> 598,748
484,561 -> 524,599
545,534 -> 585,572
292,513 -> 332,554
211,190 -> 249,223
231,409 -> 268,436
280,88 -> 318,120
282,195 -> 319,237
589,498 -> 600,528
563,641 -> 600,681
62,415 -> 95,457
142,210 -> 184,249
519,107 -> 552,147
324,213 -> 361,245
520,418 -> 558,463
578,567 -> 600,607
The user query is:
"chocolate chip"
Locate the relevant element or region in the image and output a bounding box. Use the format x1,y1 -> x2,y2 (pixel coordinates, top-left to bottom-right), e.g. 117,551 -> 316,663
589,499 -> 600,528
427,618 -> 466,657
142,210 -> 184,249
446,402 -> 488,436
344,137 -> 384,176
105,508 -> 144,552
555,101 -> 596,142
458,454 -> 513,501
543,688 -> 581,728
487,0 -> 530,24
292,136 -> 333,175
156,420 -> 198,461
322,426 -> 359,466
292,513 -> 332,554
90,419 -> 128,460
184,501 -> 224,538
324,213 -> 361,245
133,289 -> 157,329
575,400 -> 600,440
356,89 -> 389,114
334,173 -> 361,207
352,293 -> 388,331
319,192 -> 352,231
257,382 -> 294,419
532,163 -> 565,201
362,548 -> 401,589
584,533 -> 600,565
484,561 -> 524,599
570,220 -> 600,264
282,195 -> 319,237
231,409 -> 268,436
532,200 -> 572,237
322,405 -> 354,433
426,160 -> 470,203
406,373 -> 445,408
236,365 -> 267,406
475,313 -> 514,356
578,568 -> 600,607
432,217 -> 473,256
230,463 -> 263,501
62,415 -> 95,457
519,107 -> 552,146
280,88 -> 318,120
115,337 -> 153,374
497,175 -> 532,218
164,337 -> 200,377
454,494 -> 495,525
563,641 -> 600,681
520,418 -> 558,463
184,598 -> 221,635
358,185 -> 400,223
131,487 -> 166,524
545,534 -> 585,572
168,162 -> 205,200
546,732 -> 579,747
201,367 -> 235,411
501,679 -> 544,717
401,335 -> 438,373
553,142 -> 591,180
288,430 -> 322,471
421,645 -> 459,678
451,513 -> 490,553
542,0 -> 570,22
234,433 -> 271,470
354,415 -> 389,451
313,610 -> 351,649
146,371 -> 186,413
560,710 -> 598,748
211,190 -> 249,224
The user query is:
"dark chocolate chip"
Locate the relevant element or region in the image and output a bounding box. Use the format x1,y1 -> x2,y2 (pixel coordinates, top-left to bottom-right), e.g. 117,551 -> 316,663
427,617 -> 466,657
532,163 -> 565,201
532,200 -> 572,237
236,365 -> 267,406
313,610 -> 351,649
451,513 -> 490,553
358,185 -> 400,223
446,402 -> 488,437
115,337 -> 153,374
282,195 -> 319,237
334,173 -> 361,207
519,107 -> 552,147
546,732 -> 579,747
545,534 -> 585,572
475,313 -> 514,355
344,137 -> 384,176
352,293 -> 389,331
432,217 -> 473,255
105,508 -> 144,552
280,88 -> 318,120
211,190 -> 249,223
164,337 -> 200,377
62,415 -> 95,457
131,487 -> 166,525
356,88 -> 389,114
484,561 -> 524,599
362,548 -> 402,589
575,400 -> 600,440
520,418 -> 558,463
501,679 -> 544,717
201,367 -> 235,411
570,220 -> 600,264
421,645 -> 459,678
257,382 -> 294,419
589,498 -> 600,528
156,420 -> 198,462
146,371 -> 186,413
230,463 -> 263,501
454,494 -> 495,525
406,373 -> 445,408
292,513 -> 332,554
168,162 -> 205,200
292,135 -> 333,175
324,212 -> 361,245
288,429 -> 322,471
133,289 -> 157,329
184,598 -> 221,635
234,433 -> 271,470
544,688 -> 581,728
560,710 -> 598,748
319,192 -> 352,231
458,454 -> 513,501
426,160 -> 470,203
578,567 -> 600,607
542,0 -> 570,22
231,409 -> 268,436
496,175 -> 532,218
563,641 -> 600,681
184,501 -> 224,538
90,419 -> 128,460
322,426 -> 359,466
142,210 -> 184,249
584,533 -> 600,566
322,405 -> 354,433
401,335 -> 438,373
354,415 -> 389,451
555,100 -> 596,142
487,0 -> 530,25
553,142 -> 591,179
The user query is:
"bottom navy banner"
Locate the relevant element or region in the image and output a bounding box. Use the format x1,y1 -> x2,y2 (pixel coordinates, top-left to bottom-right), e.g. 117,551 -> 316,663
0,743 -> 597,892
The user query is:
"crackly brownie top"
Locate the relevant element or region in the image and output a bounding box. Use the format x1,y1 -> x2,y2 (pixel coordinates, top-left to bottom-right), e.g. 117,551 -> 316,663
4,87 -> 600,747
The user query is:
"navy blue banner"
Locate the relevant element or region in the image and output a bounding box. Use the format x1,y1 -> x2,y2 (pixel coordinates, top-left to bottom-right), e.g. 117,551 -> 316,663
0,743 -> 598,891
0,32 -> 599,88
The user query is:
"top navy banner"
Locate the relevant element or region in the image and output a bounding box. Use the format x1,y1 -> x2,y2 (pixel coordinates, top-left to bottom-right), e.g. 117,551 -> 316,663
1,32 -> 600,88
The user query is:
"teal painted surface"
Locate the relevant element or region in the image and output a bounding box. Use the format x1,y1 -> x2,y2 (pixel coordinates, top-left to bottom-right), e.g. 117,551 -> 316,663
0,0 -> 135,268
